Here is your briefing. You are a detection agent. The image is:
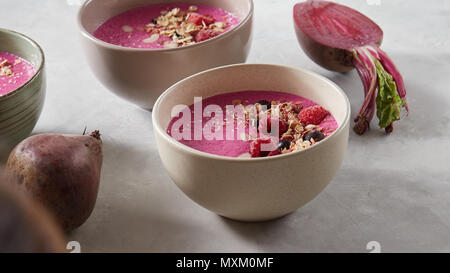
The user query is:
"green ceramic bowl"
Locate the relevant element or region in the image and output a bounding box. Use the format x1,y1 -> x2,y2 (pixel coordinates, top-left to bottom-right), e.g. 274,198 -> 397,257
0,29 -> 46,151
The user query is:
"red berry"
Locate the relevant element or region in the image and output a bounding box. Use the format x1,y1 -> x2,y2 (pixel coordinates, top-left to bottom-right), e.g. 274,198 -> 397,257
298,105 -> 329,125
194,29 -> 221,42
268,149 -> 281,157
249,138 -> 272,158
279,121 -> 288,135
258,116 -> 288,137
187,12 -> 215,26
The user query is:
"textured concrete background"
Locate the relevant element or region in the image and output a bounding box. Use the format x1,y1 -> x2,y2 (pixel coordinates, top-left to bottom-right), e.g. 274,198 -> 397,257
1,0 -> 449,252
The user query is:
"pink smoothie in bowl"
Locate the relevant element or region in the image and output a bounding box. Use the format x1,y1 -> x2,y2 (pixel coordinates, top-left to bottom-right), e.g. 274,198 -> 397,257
93,3 -> 240,49
167,91 -> 338,158
0,52 -> 35,96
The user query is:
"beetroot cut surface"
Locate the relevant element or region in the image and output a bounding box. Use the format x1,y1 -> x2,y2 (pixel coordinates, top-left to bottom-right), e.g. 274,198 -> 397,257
294,0 -> 383,50
294,0 -> 408,134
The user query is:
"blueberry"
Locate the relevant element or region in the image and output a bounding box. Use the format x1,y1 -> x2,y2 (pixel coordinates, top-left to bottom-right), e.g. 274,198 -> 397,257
303,130 -> 325,142
152,18 -> 158,24
258,100 -> 271,110
277,139 -> 291,150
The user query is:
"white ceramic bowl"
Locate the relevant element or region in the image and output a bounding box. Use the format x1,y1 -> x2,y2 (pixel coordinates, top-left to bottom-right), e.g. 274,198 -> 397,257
78,0 -> 253,110
153,64 -> 350,221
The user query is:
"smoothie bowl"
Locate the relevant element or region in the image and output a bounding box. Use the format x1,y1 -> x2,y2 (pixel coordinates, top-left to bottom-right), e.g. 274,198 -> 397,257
0,29 -> 46,149
153,64 -> 350,221
78,0 -> 253,110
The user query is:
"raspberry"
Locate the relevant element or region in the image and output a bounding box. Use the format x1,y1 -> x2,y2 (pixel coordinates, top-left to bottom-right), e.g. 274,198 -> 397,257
258,116 -> 288,137
249,138 -> 272,158
268,149 -> 281,157
187,12 -> 215,26
297,105 -> 329,125
195,29 -> 221,42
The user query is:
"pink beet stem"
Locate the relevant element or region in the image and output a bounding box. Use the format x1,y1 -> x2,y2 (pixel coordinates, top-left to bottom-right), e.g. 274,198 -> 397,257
352,47 -> 379,134
354,48 -> 377,115
353,45 -> 409,134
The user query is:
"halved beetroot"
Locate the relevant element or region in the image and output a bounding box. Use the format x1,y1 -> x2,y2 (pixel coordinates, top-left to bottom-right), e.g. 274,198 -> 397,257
293,1 -> 407,135
294,0 -> 383,72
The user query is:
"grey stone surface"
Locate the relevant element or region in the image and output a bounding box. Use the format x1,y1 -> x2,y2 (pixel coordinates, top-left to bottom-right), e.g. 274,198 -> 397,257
1,0 -> 449,252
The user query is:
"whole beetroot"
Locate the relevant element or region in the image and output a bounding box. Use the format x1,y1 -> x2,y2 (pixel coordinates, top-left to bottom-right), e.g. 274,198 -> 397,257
6,131 -> 103,233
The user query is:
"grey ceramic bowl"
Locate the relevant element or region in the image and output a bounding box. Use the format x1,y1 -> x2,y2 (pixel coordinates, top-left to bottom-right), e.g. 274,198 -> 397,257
78,0 -> 254,110
153,64 -> 350,221
0,29 -> 46,150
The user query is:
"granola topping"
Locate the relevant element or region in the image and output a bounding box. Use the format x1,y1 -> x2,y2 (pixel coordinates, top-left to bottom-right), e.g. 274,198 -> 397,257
142,6 -> 228,47
238,100 -> 333,156
121,25 -> 134,33
0,58 -> 13,77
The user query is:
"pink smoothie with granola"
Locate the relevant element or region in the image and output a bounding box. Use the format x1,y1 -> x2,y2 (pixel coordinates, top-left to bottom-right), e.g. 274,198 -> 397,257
93,3 -> 240,49
0,52 -> 35,95
167,91 -> 338,158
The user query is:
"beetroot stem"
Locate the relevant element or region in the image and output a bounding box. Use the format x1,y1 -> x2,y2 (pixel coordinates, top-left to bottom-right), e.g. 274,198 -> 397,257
352,47 -> 378,135
352,45 -> 408,135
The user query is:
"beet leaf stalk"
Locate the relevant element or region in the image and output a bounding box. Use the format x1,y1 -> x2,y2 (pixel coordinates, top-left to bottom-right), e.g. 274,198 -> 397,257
352,45 -> 408,134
